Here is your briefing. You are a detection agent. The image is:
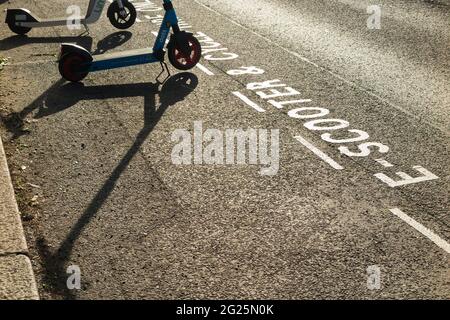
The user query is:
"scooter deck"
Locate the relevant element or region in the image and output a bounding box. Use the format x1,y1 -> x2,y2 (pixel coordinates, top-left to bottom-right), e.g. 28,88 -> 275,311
20,17 -> 87,28
90,48 -> 158,72
93,48 -> 154,62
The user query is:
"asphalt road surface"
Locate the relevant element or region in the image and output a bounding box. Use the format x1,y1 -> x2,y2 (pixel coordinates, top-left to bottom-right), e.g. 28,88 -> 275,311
0,0 -> 448,299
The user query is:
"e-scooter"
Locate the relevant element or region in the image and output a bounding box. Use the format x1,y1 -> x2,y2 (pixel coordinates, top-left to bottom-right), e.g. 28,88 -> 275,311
58,0 -> 201,83
5,0 -> 137,35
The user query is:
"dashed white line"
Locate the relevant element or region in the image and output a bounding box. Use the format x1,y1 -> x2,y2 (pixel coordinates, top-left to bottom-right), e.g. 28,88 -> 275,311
390,208 -> 450,254
196,62 -> 215,75
232,91 -> 265,113
294,135 -> 344,170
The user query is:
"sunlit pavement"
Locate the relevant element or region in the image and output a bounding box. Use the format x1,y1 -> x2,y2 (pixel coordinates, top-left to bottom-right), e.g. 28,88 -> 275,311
0,0 -> 448,299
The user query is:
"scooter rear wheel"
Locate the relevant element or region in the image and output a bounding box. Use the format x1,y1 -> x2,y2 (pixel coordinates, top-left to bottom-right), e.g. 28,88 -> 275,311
59,53 -> 90,83
107,1 -> 137,30
7,22 -> 32,35
168,35 -> 202,71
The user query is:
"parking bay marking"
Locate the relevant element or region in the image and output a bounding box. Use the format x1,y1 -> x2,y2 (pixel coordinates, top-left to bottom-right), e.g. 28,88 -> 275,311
141,1 -> 446,257
145,0 -> 440,190
232,91 -> 266,113
127,2 -> 447,257
294,135 -> 344,170
195,63 -> 215,76
390,208 -> 450,254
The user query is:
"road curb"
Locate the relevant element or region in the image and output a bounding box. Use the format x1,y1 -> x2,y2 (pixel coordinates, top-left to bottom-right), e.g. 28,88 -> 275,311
0,136 -> 39,300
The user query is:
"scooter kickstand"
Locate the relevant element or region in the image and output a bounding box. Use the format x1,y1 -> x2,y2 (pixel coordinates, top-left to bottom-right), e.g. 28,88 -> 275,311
80,23 -> 90,36
156,61 -> 171,84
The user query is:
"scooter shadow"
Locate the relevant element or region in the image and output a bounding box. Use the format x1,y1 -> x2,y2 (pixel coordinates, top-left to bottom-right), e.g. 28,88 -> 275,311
0,34 -> 94,52
92,31 -> 132,55
0,31 -> 132,53
32,72 -> 198,299
35,72 -> 198,119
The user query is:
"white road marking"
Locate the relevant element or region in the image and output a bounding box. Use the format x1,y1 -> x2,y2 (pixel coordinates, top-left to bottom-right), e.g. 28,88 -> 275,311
294,135 -> 344,170
232,91 -> 265,113
193,0 -> 447,135
390,208 -> 450,254
375,165 -> 439,187
196,63 -> 215,75
375,158 -> 394,167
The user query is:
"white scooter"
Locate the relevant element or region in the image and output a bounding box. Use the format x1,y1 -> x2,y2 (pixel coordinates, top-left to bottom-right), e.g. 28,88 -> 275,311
5,0 -> 137,35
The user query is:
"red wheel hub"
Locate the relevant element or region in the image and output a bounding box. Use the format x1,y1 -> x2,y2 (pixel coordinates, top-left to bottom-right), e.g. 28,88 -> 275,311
174,39 -> 201,68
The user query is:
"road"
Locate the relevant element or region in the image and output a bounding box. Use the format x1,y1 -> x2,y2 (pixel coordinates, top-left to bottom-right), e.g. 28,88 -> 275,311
0,0 -> 448,299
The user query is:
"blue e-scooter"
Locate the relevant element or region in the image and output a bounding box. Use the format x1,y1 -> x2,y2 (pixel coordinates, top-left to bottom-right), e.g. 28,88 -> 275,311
58,0 -> 201,82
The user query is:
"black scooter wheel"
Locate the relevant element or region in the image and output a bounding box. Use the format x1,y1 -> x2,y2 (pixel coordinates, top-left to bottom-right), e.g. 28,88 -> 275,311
168,35 -> 202,71
107,1 -> 137,30
59,53 -> 90,83
7,22 -> 32,35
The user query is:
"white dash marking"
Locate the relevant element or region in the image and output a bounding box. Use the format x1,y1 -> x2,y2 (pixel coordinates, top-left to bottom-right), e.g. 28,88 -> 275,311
196,63 -> 214,75
294,135 -> 344,170
390,208 -> 450,254
136,18 -> 142,23
232,92 -> 265,113
375,159 -> 394,167
145,15 -> 151,20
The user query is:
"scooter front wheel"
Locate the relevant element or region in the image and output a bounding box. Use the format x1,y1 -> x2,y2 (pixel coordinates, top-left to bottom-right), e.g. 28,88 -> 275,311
107,1 -> 137,30
59,53 -> 90,83
168,35 -> 202,71
7,22 -> 32,35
